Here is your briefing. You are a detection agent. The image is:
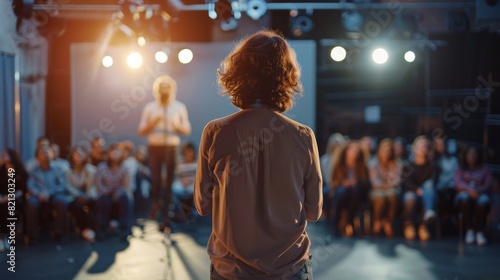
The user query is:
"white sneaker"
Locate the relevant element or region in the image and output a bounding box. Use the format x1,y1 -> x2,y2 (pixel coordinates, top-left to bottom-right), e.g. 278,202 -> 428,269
423,209 -> 436,222
465,229 -> 475,245
476,232 -> 487,246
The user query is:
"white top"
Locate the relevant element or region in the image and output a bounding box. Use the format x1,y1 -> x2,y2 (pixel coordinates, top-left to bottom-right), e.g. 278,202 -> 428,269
138,100 -> 190,146
66,163 -> 98,199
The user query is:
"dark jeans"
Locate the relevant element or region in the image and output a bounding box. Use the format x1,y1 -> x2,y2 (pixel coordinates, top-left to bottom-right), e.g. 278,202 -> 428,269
68,198 -> 96,231
403,181 -> 436,224
330,186 -> 360,231
148,145 -> 177,224
210,257 -> 313,280
96,193 -> 131,231
455,191 -> 490,231
134,170 -> 151,214
26,194 -> 68,238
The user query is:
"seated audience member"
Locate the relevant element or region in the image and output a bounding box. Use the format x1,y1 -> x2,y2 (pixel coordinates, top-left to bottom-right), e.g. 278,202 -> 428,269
454,145 -> 493,246
25,136 -> 51,173
0,149 -> 28,252
88,137 -> 106,166
121,141 -> 138,200
95,144 -> 130,238
66,147 -> 98,243
320,133 -> 346,220
51,143 -> 70,172
329,140 -> 370,237
172,142 -> 197,221
401,136 -> 438,241
26,145 -> 68,244
369,139 -> 401,237
433,136 -> 459,220
321,134 -> 347,192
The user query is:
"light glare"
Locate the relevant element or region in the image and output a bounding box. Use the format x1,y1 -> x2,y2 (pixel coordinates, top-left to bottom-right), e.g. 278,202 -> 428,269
404,51 -> 416,62
372,48 -> 389,64
127,52 -> 143,69
102,56 -> 113,67
178,49 -> 193,64
330,46 -> 347,62
137,36 -> 147,47
155,51 -> 168,63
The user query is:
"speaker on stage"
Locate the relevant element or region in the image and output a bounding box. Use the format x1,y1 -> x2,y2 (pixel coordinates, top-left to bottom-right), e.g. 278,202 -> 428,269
476,0 -> 500,20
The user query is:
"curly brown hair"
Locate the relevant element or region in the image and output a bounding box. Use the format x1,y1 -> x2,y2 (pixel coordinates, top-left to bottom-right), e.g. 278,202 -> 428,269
217,30 -> 302,112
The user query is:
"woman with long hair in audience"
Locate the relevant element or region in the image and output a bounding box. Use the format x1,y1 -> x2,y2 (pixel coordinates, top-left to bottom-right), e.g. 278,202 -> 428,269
0,149 -> 28,251
66,147 -> 97,243
329,140 -> 370,237
95,143 -> 130,239
454,145 -> 493,246
320,133 -> 346,222
369,139 -> 401,237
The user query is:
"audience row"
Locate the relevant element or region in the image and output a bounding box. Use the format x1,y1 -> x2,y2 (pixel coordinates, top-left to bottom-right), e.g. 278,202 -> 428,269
0,133 -> 497,250
0,136 -> 197,250
321,134 -> 494,246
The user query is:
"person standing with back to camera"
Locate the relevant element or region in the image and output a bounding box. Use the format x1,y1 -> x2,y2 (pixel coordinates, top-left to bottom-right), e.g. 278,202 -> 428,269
138,75 -> 191,231
195,30 -> 323,280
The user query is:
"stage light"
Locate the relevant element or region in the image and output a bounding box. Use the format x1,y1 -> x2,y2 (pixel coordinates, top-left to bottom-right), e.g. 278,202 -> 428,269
404,51 -> 416,62
231,0 -> 241,20
342,10 -> 364,32
12,0 -> 34,31
178,49 -> 193,64
246,0 -> 267,20
208,1 -> 217,19
212,0 -> 241,31
137,36 -> 147,47
155,51 -> 168,63
127,52 -> 143,68
102,56 -> 114,68
372,48 -> 388,64
291,14 -> 313,38
330,46 -> 347,62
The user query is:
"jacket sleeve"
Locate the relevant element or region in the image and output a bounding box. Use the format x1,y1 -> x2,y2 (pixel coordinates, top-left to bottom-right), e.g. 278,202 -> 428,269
194,123 -> 215,216
477,166 -> 493,194
453,168 -> 469,191
27,170 -> 41,196
401,162 -> 419,192
304,129 -> 323,222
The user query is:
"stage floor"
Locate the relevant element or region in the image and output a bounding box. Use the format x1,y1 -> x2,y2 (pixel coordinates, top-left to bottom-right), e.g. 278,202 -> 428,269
1,216 -> 500,280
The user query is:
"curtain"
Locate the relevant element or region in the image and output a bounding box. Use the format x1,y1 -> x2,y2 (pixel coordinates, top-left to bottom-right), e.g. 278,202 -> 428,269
17,31 -> 48,162
0,52 -> 16,152
20,80 -> 46,161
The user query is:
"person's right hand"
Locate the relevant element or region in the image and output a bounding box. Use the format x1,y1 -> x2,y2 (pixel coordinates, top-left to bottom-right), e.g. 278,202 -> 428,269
152,115 -> 162,127
416,188 -> 423,196
468,188 -> 479,200
343,178 -> 356,187
38,192 -> 50,203
76,196 -> 87,204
